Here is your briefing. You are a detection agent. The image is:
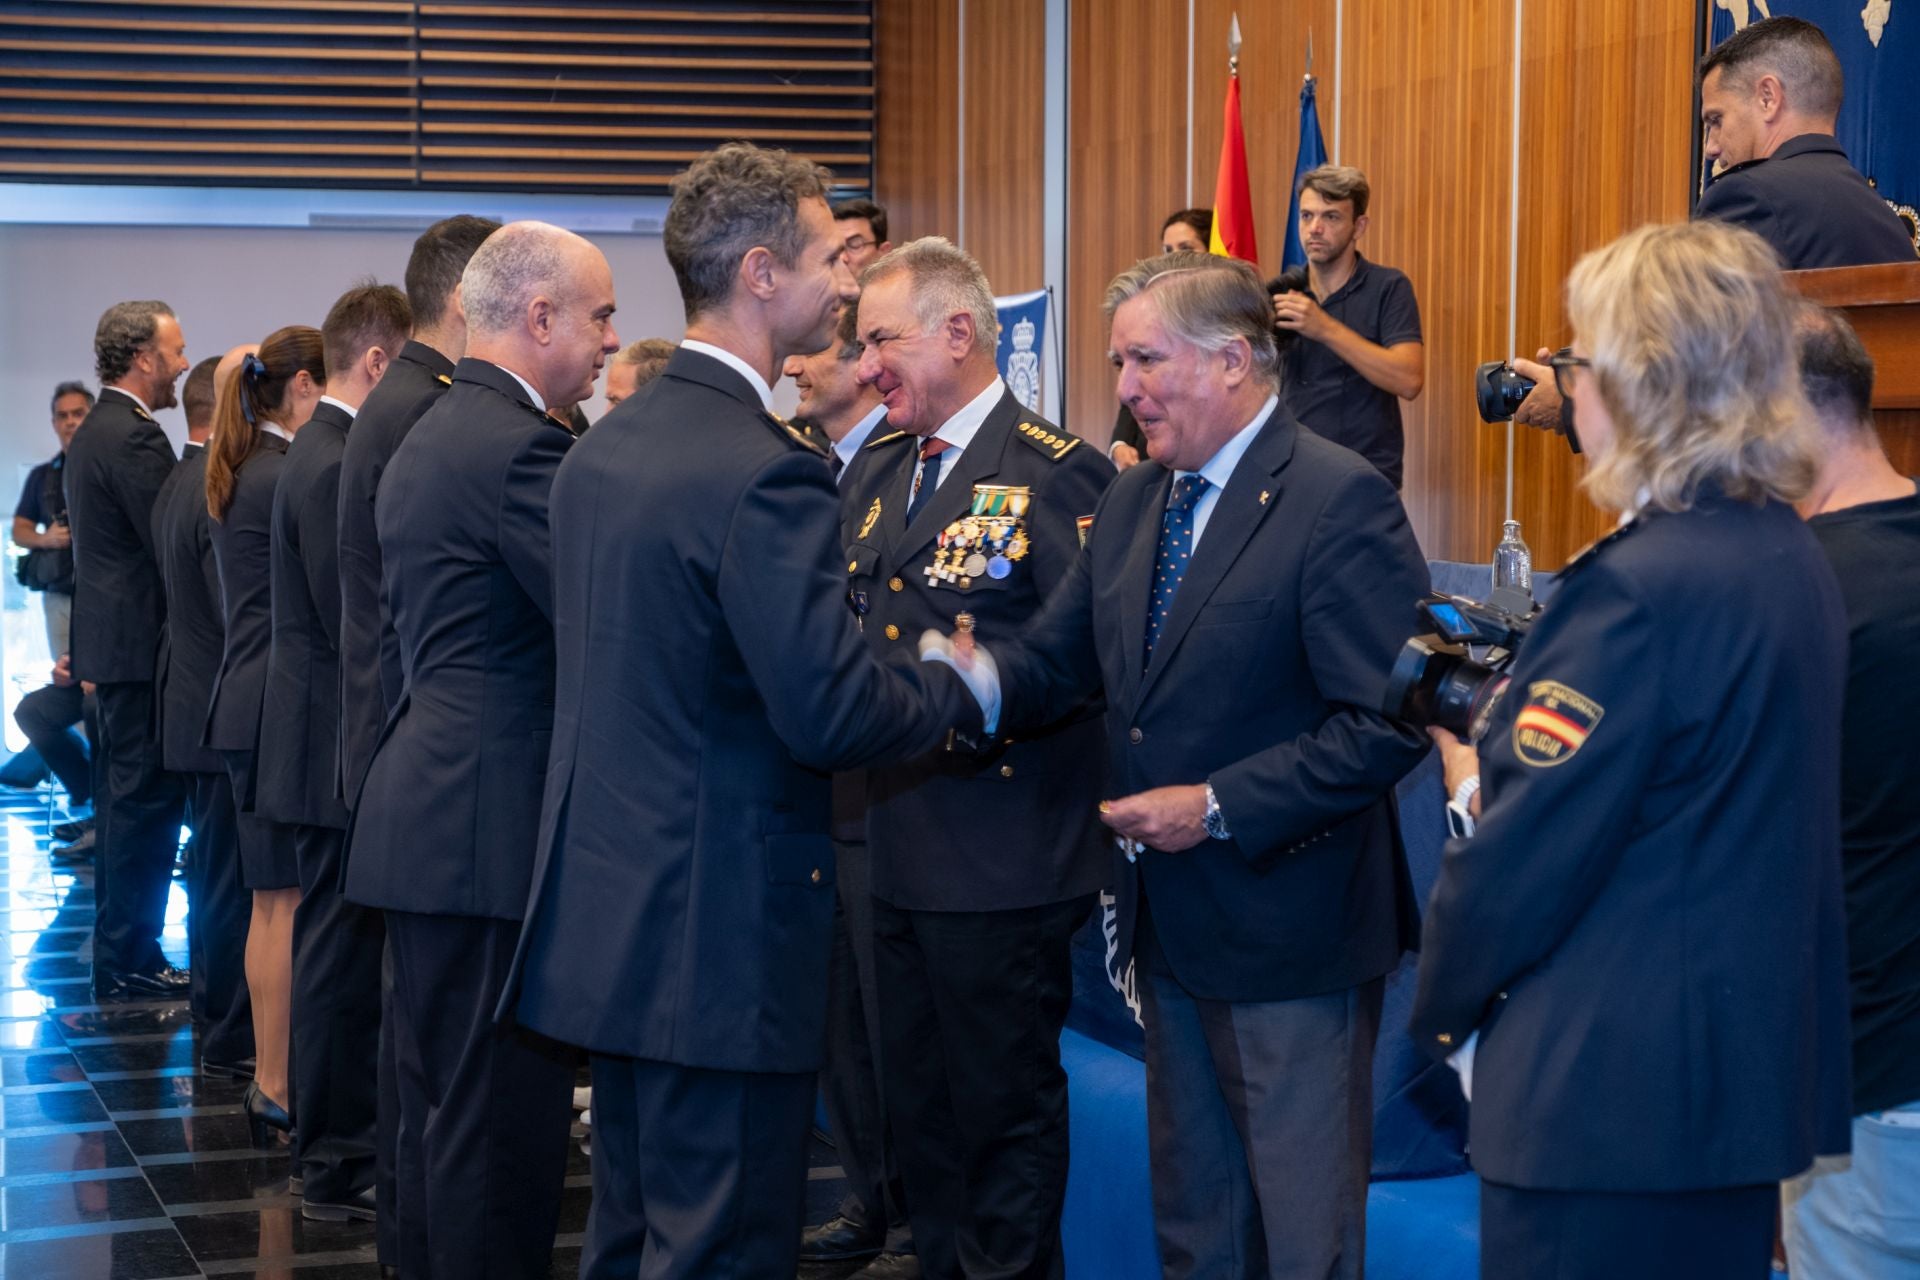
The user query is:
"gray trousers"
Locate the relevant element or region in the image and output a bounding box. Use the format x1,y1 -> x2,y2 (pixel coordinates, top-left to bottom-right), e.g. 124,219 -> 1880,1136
1137,913 -> 1383,1280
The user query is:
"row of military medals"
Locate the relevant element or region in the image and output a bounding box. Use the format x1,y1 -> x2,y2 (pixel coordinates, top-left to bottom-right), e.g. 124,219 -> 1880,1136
925,484 -> 1032,589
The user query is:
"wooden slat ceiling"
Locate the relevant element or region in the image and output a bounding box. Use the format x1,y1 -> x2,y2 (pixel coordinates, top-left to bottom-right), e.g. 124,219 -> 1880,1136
0,0 -> 874,194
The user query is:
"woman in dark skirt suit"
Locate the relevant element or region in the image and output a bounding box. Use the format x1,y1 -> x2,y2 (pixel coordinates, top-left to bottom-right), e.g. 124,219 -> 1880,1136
206,325 -> 323,1143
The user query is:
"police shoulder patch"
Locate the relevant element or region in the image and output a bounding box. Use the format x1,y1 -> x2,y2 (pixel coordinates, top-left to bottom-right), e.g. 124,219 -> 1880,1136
1012,421 -> 1082,462
864,430 -> 909,451
1511,680 -> 1605,768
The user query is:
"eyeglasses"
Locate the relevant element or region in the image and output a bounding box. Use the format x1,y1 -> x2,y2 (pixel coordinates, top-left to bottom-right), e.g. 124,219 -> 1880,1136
842,235 -> 875,254
1549,349 -> 1592,397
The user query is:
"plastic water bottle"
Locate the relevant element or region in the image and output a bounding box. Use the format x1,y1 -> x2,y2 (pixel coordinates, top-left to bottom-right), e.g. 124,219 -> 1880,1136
1492,519 -> 1533,598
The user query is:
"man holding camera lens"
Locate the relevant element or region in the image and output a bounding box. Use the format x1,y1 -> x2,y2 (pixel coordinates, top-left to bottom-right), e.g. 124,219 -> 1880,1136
1273,165 -> 1425,491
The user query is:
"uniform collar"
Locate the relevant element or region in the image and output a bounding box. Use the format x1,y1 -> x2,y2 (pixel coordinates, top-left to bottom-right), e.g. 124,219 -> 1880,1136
318,394 -> 358,421
925,376 -> 1006,452
103,385 -> 152,416
680,339 -> 774,413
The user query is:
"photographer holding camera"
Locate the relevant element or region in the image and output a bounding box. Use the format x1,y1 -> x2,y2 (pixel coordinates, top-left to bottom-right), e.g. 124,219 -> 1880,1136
1410,220 -> 1853,1280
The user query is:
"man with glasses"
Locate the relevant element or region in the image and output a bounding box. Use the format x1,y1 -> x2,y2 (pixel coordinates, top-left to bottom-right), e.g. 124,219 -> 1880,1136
836,198 -> 894,274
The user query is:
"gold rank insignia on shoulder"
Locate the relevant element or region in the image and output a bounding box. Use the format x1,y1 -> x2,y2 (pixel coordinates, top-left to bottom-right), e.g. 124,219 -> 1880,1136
782,423 -> 827,456
1014,422 -> 1081,462
925,485 -> 1031,588
1512,680 -> 1605,768
857,497 -> 883,541
865,430 -> 909,451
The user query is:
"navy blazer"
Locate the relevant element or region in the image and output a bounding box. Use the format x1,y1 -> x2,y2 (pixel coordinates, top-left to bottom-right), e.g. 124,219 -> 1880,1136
500,347 -> 981,1074
151,443 -> 222,775
64,387 -> 177,684
1412,495 -> 1853,1191
205,434 -> 289,778
256,402 -> 351,830
1696,133 -> 1916,270
342,359 -> 573,920
336,340 -> 455,801
838,390 -> 1115,912
994,406 -> 1430,1003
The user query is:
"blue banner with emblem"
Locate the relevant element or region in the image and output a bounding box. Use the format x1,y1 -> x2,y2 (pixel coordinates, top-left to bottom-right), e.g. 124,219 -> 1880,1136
1706,1 -> 1917,226
993,288 -> 1057,421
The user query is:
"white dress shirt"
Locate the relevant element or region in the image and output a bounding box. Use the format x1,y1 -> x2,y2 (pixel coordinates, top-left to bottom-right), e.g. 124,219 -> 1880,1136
910,376 -> 1005,502
1174,393 -> 1278,550
833,403 -> 891,484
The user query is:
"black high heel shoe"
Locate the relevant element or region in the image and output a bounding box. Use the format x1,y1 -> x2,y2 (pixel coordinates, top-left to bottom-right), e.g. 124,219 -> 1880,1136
244,1081 -> 293,1147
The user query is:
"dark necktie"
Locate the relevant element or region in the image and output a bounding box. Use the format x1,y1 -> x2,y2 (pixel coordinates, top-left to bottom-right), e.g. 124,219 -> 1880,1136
905,438 -> 951,524
829,450 -> 845,483
1144,474 -> 1210,668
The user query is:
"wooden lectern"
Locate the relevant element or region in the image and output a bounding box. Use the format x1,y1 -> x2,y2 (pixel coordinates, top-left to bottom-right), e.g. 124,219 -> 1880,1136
1786,260 -> 1920,474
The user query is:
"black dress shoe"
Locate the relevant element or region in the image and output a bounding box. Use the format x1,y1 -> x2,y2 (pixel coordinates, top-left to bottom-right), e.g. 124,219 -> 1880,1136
244,1081 -> 294,1147
94,964 -> 191,999
202,1056 -> 256,1081
52,816 -> 92,843
303,1181 -> 376,1222
799,1214 -> 885,1263
50,829 -> 95,861
852,1254 -> 922,1280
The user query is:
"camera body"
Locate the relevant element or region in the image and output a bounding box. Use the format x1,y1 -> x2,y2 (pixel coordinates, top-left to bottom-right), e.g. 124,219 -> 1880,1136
1473,352 -> 1582,454
1265,267 -> 1313,356
1383,586 -> 1537,741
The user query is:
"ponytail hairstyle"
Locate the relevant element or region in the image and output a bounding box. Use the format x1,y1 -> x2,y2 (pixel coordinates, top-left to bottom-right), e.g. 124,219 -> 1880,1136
206,325 -> 323,520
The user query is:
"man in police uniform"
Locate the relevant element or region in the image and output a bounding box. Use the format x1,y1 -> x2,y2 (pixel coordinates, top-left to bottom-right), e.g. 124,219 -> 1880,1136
333,211 -> 495,1273
65,299 -> 190,999
1697,16 -> 1914,268
501,144 -> 981,1280
843,236 -> 1114,1280
344,222 -> 616,1279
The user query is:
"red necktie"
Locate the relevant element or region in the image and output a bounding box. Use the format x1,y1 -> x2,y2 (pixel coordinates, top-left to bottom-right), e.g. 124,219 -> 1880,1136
907,438 -> 951,523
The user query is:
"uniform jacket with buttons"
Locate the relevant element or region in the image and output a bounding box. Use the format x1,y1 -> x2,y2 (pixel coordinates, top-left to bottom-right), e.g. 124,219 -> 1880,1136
1695,133 -> 1915,270
499,348 -> 981,1074
1411,493 -> 1853,1191
993,405 -> 1429,1002
838,389 -> 1116,912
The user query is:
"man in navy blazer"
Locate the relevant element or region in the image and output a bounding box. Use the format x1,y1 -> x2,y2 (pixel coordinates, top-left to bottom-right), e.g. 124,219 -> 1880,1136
259,284 -> 409,1224
1696,17 -> 1914,269
342,222 -> 618,1279
953,252 -> 1430,1279
500,143 -> 983,1280
65,299 -> 191,999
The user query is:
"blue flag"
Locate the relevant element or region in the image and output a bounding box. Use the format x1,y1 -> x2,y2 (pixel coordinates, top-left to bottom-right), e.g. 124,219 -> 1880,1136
1281,76 -> 1330,271
993,288 -> 1053,417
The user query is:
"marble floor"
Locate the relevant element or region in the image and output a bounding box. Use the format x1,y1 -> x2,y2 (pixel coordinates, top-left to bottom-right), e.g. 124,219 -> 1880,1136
0,789 -> 858,1279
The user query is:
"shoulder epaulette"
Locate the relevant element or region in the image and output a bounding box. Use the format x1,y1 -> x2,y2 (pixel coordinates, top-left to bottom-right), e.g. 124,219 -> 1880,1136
864,430 -> 909,451
1012,421 -> 1082,463
1556,519 -> 1639,582
777,419 -> 828,457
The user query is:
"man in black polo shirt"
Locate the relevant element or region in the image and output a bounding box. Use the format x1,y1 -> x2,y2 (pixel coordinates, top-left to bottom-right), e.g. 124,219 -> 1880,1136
1274,165 -> 1425,489
1783,302 -> 1920,1277
14,381 -> 89,656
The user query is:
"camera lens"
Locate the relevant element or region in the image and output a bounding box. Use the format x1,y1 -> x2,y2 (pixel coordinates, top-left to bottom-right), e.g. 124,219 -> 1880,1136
1474,361 -> 1536,424
1384,638 -> 1512,740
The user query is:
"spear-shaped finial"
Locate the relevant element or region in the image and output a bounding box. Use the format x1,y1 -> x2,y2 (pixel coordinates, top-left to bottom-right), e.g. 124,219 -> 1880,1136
1228,12 -> 1242,75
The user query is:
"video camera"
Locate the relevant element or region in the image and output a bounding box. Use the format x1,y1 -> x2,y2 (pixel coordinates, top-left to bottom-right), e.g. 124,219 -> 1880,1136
1264,266 -> 1312,356
1472,348 -> 1582,454
1383,586 -> 1538,741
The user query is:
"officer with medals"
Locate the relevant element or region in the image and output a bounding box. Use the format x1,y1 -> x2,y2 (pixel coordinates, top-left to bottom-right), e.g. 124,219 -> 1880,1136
839,236 -> 1114,1280
1414,221 -> 1854,1280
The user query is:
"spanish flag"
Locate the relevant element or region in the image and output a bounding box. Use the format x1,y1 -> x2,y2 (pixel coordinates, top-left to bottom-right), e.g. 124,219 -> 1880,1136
1209,67 -> 1259,264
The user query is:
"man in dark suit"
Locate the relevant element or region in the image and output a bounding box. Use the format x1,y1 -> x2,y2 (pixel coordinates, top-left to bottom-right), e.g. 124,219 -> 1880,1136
333,212 -> 495,1273
1697,17 -> 1915,268
259,284 -> 409,1224
500,142 -> 984,1280
343,221 -> 615,1279
945,252 -> 1430,1279
65,299 -> 191,999
154,345 -> 255,1070
839,237 -> 1114,1280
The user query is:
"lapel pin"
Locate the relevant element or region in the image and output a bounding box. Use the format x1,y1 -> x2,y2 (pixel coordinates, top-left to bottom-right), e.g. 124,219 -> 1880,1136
1258,489 -> 1271,506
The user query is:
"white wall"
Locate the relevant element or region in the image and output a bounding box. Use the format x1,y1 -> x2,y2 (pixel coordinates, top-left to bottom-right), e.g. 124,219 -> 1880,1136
0,219 -> 719,474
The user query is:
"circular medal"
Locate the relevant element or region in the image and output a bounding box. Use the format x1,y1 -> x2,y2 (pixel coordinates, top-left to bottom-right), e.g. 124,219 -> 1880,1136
987,555 -> 1012,579
963,553 -> 989,578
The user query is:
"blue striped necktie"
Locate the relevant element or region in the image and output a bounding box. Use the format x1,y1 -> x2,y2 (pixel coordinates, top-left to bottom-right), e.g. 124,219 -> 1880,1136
1144,474 -> 1209,668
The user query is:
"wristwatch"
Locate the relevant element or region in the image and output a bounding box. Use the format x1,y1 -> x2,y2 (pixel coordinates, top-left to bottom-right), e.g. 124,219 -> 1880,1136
1445,775 -> 1481,839
1202,783 -> 1231,841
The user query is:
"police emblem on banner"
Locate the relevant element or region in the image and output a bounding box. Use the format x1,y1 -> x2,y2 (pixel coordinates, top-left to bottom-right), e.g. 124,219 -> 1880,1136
1512,680 -> 1604,768
994,289 -> 1053,416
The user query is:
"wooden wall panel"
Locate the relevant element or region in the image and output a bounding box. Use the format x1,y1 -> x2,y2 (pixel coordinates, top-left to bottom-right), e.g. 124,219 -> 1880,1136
1339,0 -> 1516,565
873,0 -> 958,247
1512,0 -> 1696,567
1190,0 -> 1339,276
1064,0 -> 1189,440
961,0 -> 1046,294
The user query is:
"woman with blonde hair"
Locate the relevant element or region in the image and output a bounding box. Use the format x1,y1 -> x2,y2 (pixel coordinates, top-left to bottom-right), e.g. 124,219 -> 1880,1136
1413,220 -> 1853,1279
205,325 -> 323,1147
